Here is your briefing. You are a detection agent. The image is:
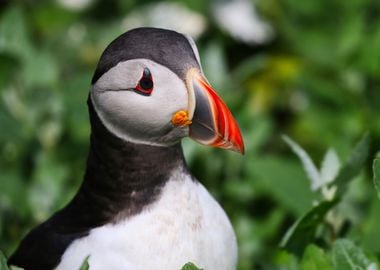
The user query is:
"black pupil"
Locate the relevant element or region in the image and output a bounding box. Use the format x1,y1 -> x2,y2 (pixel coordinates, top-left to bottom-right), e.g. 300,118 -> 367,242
139,68 -> 153,90
139,78 -> 153,90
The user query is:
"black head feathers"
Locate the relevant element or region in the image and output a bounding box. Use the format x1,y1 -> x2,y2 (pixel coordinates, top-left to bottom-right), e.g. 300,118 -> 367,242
91,27 -> 200,84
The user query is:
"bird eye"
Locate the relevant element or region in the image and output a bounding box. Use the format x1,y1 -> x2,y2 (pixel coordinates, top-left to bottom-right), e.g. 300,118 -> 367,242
135,68 -> 154,96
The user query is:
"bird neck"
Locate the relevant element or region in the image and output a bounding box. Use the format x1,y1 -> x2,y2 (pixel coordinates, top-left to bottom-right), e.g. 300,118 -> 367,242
65,98 -> 187,227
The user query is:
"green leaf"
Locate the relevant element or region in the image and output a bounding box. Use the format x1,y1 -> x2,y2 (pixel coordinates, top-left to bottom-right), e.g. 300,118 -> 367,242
373,155 -> 380,199
201,41 -> 228,89
0,54 -> 20,88
181,262 -> 203,270
0,6 -> 31,57
320,148 -> 341,184
247,156 -> 315,215
28,152 -> 68,222
333,134 -> 370,194
300,244 -> 333,270
332,239 -> 373,270
0,250 -> 10,270
274,250 -> 299,270
78,256 -> 89,270
23,51 -> 59,88
282,135 -> 321,191
280,198 -> 339,255
362,196 -> 380,252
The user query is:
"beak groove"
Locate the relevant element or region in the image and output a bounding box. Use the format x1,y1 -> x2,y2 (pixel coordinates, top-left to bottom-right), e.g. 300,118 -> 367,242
187,69 -> 244,154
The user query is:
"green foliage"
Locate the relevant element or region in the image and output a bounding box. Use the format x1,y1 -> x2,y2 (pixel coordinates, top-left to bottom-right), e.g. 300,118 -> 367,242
0,251 -> 8,270
280,135 -> 369,255
280,198 -> 338,255
278,239 -> 377,270
1,0 -> 380,270
78,257 -> 90,270
181,262 -> 203,270
373,155 -> 380,199
333,134 -> 370,195
331,239 -> 375,270
0,251 -> 22,270
300,244 -> 333,270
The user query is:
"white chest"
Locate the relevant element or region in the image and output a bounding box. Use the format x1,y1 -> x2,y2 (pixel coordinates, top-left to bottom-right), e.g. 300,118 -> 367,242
55,172 -> 237,270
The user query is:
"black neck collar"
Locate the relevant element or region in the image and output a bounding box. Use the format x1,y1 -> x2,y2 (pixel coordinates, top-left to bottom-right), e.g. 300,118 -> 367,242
62,97 -> 187,229
7,97 -> 189,270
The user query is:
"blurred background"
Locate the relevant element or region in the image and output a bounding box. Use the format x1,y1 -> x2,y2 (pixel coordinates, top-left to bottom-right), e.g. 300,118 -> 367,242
1,0 -> 380,269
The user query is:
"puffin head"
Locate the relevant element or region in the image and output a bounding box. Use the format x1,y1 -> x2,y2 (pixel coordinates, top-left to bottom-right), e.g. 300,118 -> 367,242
90,27 -> 244,154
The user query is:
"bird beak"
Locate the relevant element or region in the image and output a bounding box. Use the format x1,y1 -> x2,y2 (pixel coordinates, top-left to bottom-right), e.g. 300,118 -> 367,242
185,68 -> 244,154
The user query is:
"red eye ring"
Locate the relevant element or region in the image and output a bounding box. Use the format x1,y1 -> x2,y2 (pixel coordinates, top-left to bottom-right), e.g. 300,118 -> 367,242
135,68 -> 153,96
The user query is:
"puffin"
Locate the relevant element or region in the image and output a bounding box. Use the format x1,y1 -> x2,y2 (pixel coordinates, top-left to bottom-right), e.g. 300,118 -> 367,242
9,27 -> 244,270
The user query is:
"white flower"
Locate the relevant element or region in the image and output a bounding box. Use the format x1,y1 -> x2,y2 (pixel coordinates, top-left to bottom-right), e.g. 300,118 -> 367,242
57,0 -> 93,11
212,0 -> 273,44
122,2 -> 207,40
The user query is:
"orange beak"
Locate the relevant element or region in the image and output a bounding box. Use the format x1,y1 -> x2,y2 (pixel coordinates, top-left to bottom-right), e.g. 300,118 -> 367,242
186,69 -> 244,154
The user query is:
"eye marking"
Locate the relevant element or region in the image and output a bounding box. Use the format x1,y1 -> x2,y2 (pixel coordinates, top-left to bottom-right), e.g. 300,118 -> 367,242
98,68 -> 154,95
135,67 -> 154,96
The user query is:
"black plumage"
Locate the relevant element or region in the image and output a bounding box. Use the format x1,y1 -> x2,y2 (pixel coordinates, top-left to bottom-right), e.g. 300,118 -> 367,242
8,97 -> 189,270
9,27 -> 205,270
91,27 -> 199,84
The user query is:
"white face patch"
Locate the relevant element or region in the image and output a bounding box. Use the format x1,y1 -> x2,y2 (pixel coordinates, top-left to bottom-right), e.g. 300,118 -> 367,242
91,59 -> 190,146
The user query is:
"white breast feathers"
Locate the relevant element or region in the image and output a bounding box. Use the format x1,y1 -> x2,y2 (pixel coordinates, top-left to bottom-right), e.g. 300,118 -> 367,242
56,168 -> 237,270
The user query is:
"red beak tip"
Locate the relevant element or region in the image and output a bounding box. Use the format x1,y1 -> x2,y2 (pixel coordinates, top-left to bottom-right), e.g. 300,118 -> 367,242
234,143 -> 245,155
219,139 -> 244,154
